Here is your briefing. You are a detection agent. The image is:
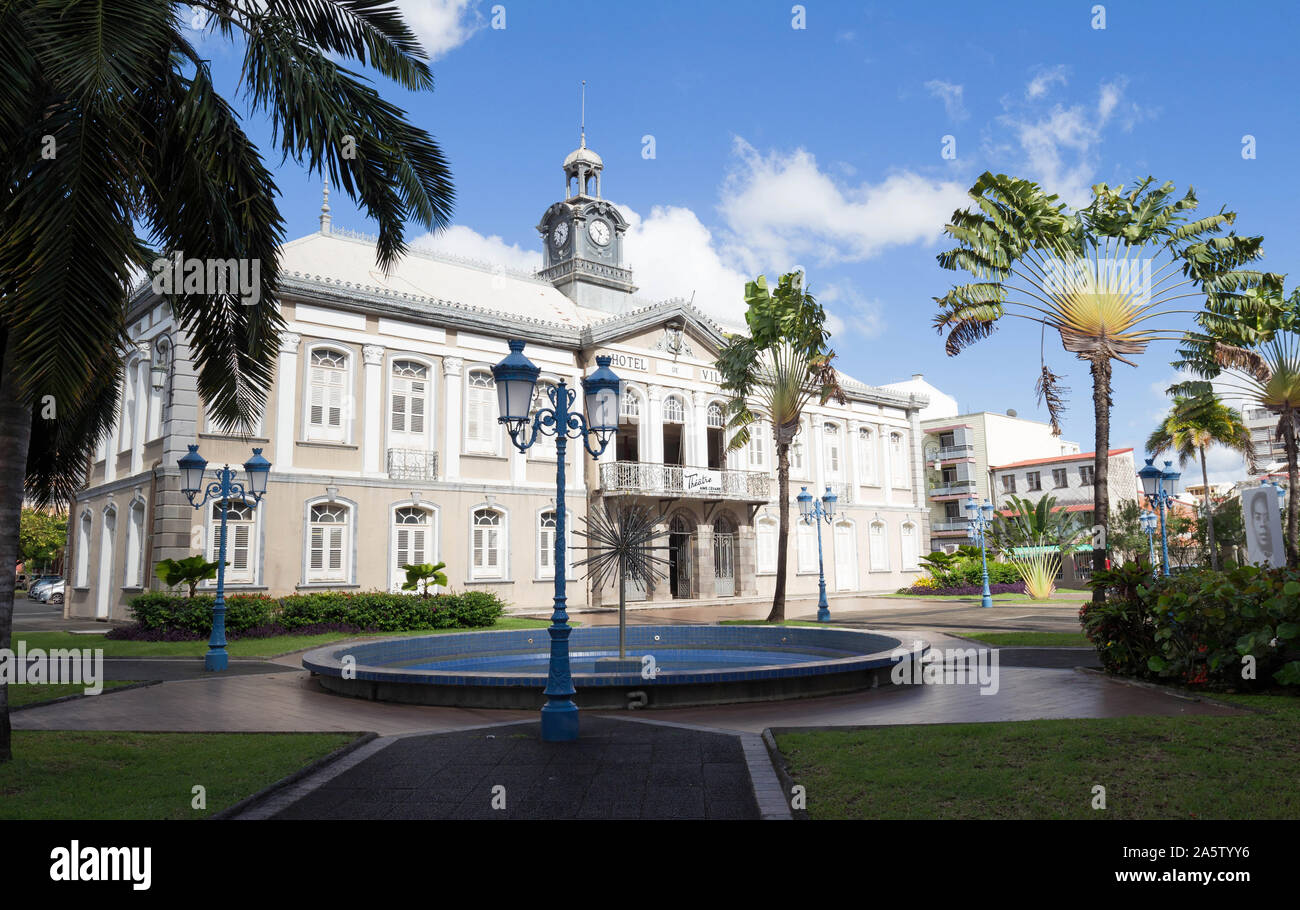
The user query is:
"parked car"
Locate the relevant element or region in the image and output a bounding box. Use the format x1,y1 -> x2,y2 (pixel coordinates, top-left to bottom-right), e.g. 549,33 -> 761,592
47,580 -> 65,605
27,575 -> 61,600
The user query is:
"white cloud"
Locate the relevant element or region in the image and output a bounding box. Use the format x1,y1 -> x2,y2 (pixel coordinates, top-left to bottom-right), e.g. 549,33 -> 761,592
717,138 -> 968,271
1026,65 -> 1068,100
997,74 -> 1142,207
925,79 -> 968,121
394,0 -> 484,60
411,224 -> 539,272
818,284 -> 886,340
619,205 -> 751,329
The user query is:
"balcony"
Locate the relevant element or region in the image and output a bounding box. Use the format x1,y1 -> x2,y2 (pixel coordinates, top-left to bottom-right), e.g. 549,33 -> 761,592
387,448 -> 439,481
934,444 -> 976,461
599,461 -> 771,501
929,480 -> 977,499
931,519 -> 972,533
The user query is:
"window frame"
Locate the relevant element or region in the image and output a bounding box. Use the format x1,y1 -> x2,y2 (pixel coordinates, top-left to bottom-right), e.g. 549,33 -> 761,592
389,501 -> 439,594
464,367 -> 501,456
302,344 -> 353,444
469,505 -> 508,581
303,497 -> 354,585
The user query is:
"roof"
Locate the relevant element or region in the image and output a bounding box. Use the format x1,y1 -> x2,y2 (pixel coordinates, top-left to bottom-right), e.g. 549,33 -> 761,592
992,448 -> 1134,472
998,503 -> 1094,516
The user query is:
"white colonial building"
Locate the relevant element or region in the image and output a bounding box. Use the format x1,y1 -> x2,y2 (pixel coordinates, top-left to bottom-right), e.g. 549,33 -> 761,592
64,140 -> 930,621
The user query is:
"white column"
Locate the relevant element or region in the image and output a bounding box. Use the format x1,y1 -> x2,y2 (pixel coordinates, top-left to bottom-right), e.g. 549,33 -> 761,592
691,391 -> 708,468
442,357 -> 463,481
130,346 -> 150,474
362,344 -> 385,475
647,386 -> 664,465
848,419 -> 863,497
274,332 -> 301,470
104,371 -> 124,484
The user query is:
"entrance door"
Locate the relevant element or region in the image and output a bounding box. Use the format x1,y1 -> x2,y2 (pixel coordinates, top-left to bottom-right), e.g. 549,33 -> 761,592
834,521 -> 856,592
669,517 -> 692,599
713,517 -> 735,597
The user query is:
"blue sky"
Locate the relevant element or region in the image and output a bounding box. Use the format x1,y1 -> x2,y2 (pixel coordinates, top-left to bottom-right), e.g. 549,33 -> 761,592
200,0 -> 1300,481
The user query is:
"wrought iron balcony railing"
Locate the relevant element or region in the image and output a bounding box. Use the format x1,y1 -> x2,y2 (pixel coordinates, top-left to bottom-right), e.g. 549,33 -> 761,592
599,461 -> 771,500
387,448 -> 439,481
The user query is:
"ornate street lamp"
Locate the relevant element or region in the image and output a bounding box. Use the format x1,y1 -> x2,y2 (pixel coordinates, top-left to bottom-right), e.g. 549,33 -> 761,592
178,444 -> 271,671
965,496 -> 996,608
1139,457 -> 1180,577
1139,509 -> 1158,576
797,485 -> 837,622
493,341 -> 619,742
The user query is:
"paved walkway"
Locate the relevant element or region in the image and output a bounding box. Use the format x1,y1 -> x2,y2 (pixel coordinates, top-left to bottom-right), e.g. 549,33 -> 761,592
238,717 -> 779,820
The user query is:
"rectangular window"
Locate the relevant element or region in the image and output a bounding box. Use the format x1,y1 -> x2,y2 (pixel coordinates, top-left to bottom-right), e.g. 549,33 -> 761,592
1026,471 -> 1042,491
756,520 -> 777,573
1052,468 -> 1068,488
796,523 -> 817,573
1002,475 -> 1016,494
1079,466 -> 1094,486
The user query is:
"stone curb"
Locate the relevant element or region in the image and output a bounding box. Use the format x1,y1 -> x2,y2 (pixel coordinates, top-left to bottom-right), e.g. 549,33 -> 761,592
212,731 -> 380,820
758,729 -> 802,821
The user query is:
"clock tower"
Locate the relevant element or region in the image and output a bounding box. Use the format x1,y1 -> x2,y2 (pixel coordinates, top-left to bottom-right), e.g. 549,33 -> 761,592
536,132 -> 637,313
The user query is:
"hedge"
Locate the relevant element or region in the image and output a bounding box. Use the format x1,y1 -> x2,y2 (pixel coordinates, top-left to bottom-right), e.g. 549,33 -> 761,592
1081,563 -> 1300,689
124,589 -> 507,637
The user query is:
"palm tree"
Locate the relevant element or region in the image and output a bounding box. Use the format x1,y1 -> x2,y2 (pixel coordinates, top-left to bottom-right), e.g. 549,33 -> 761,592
935,173 -> 1273,601
0,1 -> 456,763
1176,287 -> 1300,565
716,273 -> 843,622
1146,394 -> 1255,569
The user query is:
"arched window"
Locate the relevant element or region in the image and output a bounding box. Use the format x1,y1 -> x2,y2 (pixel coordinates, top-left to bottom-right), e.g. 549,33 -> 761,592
307,347 -> 349,442
76,511 -> 92,587
307,502 -> 349,583
859,427 -> 876,484
392,505 -> 435,592
124,499 -> 146,588
471,507 -> 506,579
663,395 -> 684,423
756,515 -> 778,573
390,359 -> 431,442
707,403 -> 724,428
823,422 -> 842,478
536,509 -> 572,579
620,387 -> 641,421
529,380 -> 557,457
891,431 -> 909,487
901,521 -> 919,569
869,520 -> 889,571
465,369 -> 498,454
210,500 -> 257,586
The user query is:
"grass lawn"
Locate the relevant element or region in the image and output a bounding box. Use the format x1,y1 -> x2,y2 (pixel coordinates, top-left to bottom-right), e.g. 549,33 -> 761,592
13,616 -> 555,659
957,631 -> 1093,647
0,731 -> 360,819
9,680 -> 138,708
775,693 -> 1300,819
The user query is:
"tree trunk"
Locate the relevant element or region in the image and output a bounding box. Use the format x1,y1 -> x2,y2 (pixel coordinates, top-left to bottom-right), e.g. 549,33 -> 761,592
0,333 -> 35,762
1090,356 -> 1112,603
1284,414 -> 1299,568
1199,446 -> 1218,570
767,442 -> 790,622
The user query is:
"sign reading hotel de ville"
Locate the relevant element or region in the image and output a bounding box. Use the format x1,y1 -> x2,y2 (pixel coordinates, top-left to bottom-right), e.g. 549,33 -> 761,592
683,468 -> 723,494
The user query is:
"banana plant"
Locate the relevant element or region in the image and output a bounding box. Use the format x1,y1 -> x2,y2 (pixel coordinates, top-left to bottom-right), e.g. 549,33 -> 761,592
401,562 -> 449,598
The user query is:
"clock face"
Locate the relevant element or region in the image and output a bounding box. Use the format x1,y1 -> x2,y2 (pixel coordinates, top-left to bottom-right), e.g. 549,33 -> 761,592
551,221 -> 569,248
587,219 -> 611,246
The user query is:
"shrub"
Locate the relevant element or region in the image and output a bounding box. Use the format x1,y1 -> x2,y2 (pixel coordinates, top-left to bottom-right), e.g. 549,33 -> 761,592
933,556 -> 1020,588
127,592 -> 275,636
1083,564 -> 1300,689
897,581 -> 1025,597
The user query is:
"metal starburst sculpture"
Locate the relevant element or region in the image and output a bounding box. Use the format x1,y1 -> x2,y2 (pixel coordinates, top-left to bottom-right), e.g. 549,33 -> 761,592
572,504 -> 672,658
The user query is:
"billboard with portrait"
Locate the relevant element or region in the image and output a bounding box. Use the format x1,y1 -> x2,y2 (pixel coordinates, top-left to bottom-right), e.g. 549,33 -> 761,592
1242,486 -> 1286,568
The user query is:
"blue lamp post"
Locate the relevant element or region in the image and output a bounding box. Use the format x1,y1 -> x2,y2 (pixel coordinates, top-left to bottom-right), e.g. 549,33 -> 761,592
1139,509 -> 1158,575
178,444 -> 271,671
1138,457 -> 1180,577
493,340 -> 619,743
965,497 -> 995,608
797,486 -> 837,622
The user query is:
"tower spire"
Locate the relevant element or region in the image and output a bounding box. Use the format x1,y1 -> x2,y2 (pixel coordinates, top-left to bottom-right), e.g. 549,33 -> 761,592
580,79 -> 586,148
319,179 -> 332,234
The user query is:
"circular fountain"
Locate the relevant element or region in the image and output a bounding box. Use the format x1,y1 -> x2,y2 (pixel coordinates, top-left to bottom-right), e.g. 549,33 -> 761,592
302,625 -> 927,709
